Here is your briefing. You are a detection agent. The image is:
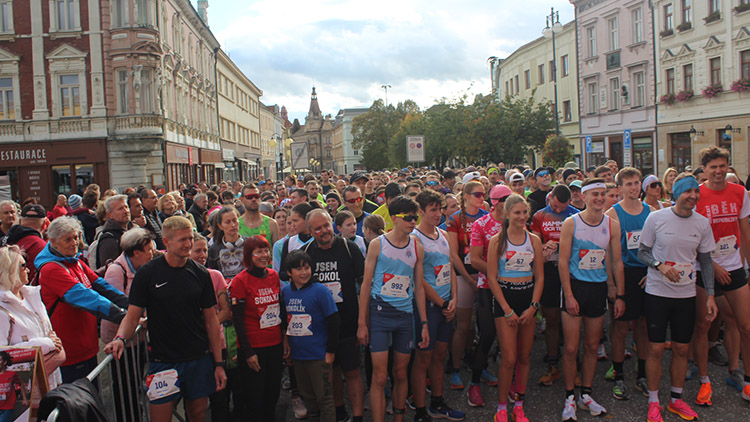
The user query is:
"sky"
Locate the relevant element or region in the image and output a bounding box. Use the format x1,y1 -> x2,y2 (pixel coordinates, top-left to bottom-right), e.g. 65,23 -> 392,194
191,0 -> 575,122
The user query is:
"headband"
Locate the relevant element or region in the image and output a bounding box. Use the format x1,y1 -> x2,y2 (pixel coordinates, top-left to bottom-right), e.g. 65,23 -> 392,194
641,175 -> 659,193
672,176 -> 699,200
581,182 -> 606,193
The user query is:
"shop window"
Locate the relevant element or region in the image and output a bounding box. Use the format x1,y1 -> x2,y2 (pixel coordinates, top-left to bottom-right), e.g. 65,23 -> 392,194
0,1 -> 14,33
59,74 -> 81,117
670,133 -> 691,172
75,164 -> 94,194
50,0 -> 80,32
0,77 -> 15,120
52,165 -> 72,196
633,137 -> 654,176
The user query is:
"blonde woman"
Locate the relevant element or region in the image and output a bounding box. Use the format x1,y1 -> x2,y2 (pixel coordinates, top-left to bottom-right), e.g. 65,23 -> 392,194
662,167 -> 678,200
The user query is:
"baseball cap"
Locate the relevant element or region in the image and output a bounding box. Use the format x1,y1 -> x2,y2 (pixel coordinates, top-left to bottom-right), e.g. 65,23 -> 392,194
564,161 -> 578,169
466,166 -> 477,172
462,171 -> 481,184
351,172 -> 369,184
508,172 -> 525,184
21,204 -> 46,218
569,180 -> 583,190
489,185 -> 512,204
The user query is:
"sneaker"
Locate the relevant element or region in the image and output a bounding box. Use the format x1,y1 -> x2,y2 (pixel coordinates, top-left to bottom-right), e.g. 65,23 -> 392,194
647,402 -> 664,422
597,344 -> 608,361
685,361 -> 697,381
667,399 -> 698,421
467,384 -> 484,407
336,408 -> 352,422
386,399 -> 393,415
539,365 -> 560,386
282,372 -> 291,390
708,344 -> 729,367
481,369 -> 499,386
406,395 -> 416,410
613,379 -> 628,400
624,349 -> 633,360
742,384 -> 750,402
604,364 -> 615,381
426,377 -> 432,394
726,368 -> 744,392
291,395 -> 308,419
414,413 -> 430,422
494,409 -> 508,422
428,403 -> 465,420
562,395 -> 577,421
512,406 -> 529,422
695,382 -> 712,407
507,391 -> 519,404
635,378 -> 649,397
577,394 -> 606,416
449,371 -> 464,390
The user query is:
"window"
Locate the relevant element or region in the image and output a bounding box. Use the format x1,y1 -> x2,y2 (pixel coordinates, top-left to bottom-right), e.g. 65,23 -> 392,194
135,0 -> 154,27
505,81 -> 509,96
741,50 -> 750,80
709,0 -> 720,14
0,78 -> 14,120
111,0 -> 129,27
587,26 -> 596,57
684,63 -> 693,90
140,68 -> 153,113
609,77 -> 620,110
588,82 -> 598,114
664,4 -> 674,30
172,15 -> 181,55
710,57 -> 721,85
59,74 -> 80,116
682,0 -> 692,24
561,55 -> 569,77
670,133 -> 692,172
633,71 -> 645,107
632,8 -> 643,43
549,60 -> 555,82
524,70 -> 530,89
608,17 -> 618,51
0,1 -> 13,33
563,100 -> 571,122
54,0 -> 77,31
666,68 -> 675,94
538,64 -> 545,84
116,69 -> 128,113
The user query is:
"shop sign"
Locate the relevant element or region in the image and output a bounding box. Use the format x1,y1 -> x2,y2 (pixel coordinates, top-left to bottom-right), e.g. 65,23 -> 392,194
0,148 -> 48,165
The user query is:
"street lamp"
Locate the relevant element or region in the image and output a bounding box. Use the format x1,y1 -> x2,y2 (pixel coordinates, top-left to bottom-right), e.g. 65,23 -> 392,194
543,7 -> 563,136
382,84 -> 391,156
487,56 -> 499,97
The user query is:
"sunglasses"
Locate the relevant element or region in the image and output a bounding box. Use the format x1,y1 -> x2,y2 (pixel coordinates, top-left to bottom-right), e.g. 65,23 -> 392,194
393,213 -> 419,223
345,197 -> 363,204
244,193 -> 261,200
468,191 -> 485,198
649,182 -> 662,189
537,171 -> 550,177
491,195 -> 509,204
426,180 -> 439,187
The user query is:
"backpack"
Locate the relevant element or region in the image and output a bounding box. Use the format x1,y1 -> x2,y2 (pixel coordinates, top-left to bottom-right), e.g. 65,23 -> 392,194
87,230 -> 117,271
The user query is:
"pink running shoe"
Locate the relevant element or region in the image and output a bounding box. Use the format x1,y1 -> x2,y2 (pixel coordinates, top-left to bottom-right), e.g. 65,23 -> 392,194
647,402 -> 663,422
512,406 -> 529,422
467,384 -> 484,407
667,399 -> 698,421
494,409 -> 508,422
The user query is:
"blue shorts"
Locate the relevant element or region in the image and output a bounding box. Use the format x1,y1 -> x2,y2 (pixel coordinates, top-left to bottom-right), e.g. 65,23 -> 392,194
414,300 -> 453,351
369,302 -> 414,354
147,355 -> 216,404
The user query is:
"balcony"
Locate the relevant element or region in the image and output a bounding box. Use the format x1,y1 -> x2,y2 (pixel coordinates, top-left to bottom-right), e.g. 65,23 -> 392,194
111,114 -> 163,137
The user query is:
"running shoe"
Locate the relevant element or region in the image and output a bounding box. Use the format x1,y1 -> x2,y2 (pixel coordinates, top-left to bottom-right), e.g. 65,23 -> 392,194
386,399 -> 393,415
577,394 -> 606,416
743,384 -> 750,402
467,383 -> 484,407
647,402 -> 664,422
291,395 -> 308,419
426,377 -> 432,394
336,407 -> 352,422
539,365 -> 560,386
449,371 -> 464,390
708,344 -> 729,367
685,360 -> 697,381
507,387 -> 518,404
428,403 -> 465,420
667,399 -> 698,421
695,382 -> 712,407
481,369 -> 499,386
494,409 -> 508,422
612,379 -> 628,400
597,344 -> 608,361
604,364 -> 615,381
624,349 -> 633,360
635,378 -> 649,397
281,372 -> 291,390
512,406 -> 529,422
726,368 -> 744,392
561,395 -> 577,421
406,395 -> 416,410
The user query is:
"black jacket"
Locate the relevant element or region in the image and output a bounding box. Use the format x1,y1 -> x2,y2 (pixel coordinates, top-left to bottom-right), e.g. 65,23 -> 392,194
188,203 -> 206,232
38,378 -> 108,422
96,219 -> 128,267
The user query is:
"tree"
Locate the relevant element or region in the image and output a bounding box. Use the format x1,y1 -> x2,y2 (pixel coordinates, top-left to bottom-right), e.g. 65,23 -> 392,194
542,135 -> 574,169
353,99 -> 421,169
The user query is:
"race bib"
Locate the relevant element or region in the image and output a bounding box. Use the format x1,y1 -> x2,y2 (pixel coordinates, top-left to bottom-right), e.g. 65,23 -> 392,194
505,251 -> 534,272
259,303 -> 281,329
578,249 -> 605,270
463,247 -> 471,265
626,231 -> 642,250
146,369 -> 180,401
324,281 -> 344,303
434,264 -> 451,287
712,235 -> 738,258
381,274 -> 410,298
664,261 -> 693,285
0,394 -> 5,401
286,314 -> 313,336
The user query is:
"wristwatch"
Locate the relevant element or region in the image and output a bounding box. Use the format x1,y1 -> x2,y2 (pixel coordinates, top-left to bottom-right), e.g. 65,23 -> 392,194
616,295 -> 626,301
441,300 -> 449,310
214,361 -> 226,369
530,301 -> 540,310
652,261 -> 662,270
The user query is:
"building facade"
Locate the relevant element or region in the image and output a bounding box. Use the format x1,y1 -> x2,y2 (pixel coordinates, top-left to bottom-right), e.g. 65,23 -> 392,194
331,107 -> 368,174
290,87 -> 335,174
497,20 -> 583,165
653,0 -> 750,176
572,0 -> 658,175
259,103 -> 275,179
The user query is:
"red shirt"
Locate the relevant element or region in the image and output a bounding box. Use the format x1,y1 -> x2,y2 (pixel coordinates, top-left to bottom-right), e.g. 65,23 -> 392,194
696,182 -> 750,271
0,371 -> 19,410
229,269 -> 282,348
470,213 -> 502,288
446,209 -> 488,274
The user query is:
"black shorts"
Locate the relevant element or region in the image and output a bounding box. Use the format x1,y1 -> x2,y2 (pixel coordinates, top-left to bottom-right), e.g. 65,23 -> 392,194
562,278 -> 607,318
491,279 -> 534,318
645,293 -> 695,344
616,266 -> 648,321
540,261 -> 562,309
696,267 -> 748,297
333,337 -> 361,372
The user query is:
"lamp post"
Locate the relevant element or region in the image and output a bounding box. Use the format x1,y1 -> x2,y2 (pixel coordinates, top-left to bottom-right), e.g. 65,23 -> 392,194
382,84 -> 391,157
487,56 -> 499,98
543,7 -> 563,136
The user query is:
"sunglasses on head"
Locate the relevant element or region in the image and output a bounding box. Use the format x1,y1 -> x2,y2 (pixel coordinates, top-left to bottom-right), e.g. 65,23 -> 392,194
469,191 -> 485,198
393,213 -> 419,223
426,180 -> 439,186
244,193 -> 261,200
649,182 -> 662,189
345,197 -> 363,204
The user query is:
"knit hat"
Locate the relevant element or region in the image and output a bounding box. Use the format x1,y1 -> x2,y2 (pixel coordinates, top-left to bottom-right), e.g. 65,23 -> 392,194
68,194 -> 82,210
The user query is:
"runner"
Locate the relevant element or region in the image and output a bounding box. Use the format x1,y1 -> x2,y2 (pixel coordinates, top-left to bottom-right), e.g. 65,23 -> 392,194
238,184 -> 280,247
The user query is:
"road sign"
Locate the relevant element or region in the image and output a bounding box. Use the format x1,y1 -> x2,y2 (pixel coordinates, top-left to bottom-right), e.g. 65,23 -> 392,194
406,135 -> 425,163
290,142 -> 309,170
585,136 -> 592,153
623,130 -> 632,167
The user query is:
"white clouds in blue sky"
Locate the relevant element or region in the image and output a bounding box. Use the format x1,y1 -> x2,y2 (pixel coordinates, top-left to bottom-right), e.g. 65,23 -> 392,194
192,0 -> 574,121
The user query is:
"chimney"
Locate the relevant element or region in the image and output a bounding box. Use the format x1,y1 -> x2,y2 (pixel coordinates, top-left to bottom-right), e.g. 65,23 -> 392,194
198,0 -> 209,25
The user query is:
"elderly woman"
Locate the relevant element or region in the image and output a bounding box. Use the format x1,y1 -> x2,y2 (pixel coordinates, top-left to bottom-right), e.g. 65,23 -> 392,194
0,245 -> 64,389
35,216 -> 129,383
169,190 -> 197,229
157,193 -> 179,221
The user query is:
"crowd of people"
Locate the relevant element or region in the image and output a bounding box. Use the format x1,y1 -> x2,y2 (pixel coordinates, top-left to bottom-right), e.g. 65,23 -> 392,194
0,146 -> 749,422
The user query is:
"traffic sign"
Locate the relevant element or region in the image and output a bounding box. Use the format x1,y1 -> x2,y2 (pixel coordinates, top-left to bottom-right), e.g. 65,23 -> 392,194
585,136 -> 592,153
290,142 -> 309,170
623,130 -> 632,167
406,135 -> 425,163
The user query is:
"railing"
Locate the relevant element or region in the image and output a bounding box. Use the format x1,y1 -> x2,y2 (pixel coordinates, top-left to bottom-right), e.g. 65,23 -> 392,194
114,115 -> 164,132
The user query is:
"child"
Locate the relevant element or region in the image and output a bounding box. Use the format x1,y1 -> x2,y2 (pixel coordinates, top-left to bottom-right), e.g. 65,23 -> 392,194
335,211 -> 367,256
282,250 -> 340,422
363,214 -> 385,244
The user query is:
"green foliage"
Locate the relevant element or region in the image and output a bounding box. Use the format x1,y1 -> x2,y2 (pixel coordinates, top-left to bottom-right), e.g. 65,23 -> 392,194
542,135 -> 574,169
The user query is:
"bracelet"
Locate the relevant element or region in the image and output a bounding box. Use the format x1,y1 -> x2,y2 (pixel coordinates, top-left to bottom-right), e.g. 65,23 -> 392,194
214,361 -> 226,369
504,310 -> 515,318
616,295 -> 626,301
421,320 -> 429,325
114,335 -> 126,344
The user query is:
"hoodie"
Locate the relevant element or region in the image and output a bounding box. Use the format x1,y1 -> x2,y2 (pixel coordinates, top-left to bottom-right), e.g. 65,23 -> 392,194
5,225 -> 46,280
35,243 -> 128,365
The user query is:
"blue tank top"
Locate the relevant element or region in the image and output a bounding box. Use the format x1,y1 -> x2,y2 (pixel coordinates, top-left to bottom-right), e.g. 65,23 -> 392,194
612,202 -> 650,268
569,213 -> 610,283
497,232 -> 535,279
413,228 -> 452,301
371,234 -> 418,313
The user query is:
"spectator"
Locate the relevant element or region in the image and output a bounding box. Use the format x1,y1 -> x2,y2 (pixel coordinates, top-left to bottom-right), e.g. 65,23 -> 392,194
5,204 -> 47,280
77,191 -> 99,245
140,189 -> 164,249
94,195 -> 132,269
51,195 -> 69,220
0,201 -> 18,243
189,193 -> 208,232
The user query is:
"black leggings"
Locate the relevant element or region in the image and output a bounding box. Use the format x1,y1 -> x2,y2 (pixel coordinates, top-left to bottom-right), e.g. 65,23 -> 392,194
471,289 -> 497,383
240,344 -> 283,422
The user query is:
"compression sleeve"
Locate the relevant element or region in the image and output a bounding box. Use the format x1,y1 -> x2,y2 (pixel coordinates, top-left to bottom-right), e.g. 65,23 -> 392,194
326,312 -> 340,354
637,244 -> 657,268
231,301 -> 255,357
697,252 -> 715,297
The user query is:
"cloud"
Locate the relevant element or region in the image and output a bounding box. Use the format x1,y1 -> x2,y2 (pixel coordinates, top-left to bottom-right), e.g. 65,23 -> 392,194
196,0 -> 574,121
